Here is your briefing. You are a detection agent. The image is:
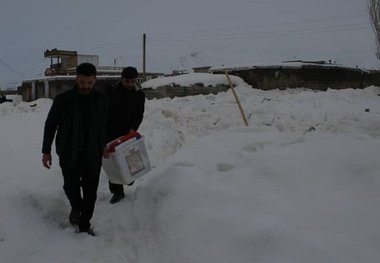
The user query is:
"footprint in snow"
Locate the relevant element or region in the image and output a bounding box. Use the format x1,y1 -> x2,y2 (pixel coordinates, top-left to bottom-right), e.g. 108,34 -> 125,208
217,163 -> 235,172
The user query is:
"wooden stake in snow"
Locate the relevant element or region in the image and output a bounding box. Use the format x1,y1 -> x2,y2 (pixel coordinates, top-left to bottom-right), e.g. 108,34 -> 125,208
225,71 -> 249,127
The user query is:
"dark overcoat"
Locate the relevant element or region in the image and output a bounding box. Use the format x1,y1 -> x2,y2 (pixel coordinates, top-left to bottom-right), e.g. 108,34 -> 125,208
42,87 -> 107,173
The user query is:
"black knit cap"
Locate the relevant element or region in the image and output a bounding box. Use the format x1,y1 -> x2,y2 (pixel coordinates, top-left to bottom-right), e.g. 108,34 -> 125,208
121,67 -> 138,79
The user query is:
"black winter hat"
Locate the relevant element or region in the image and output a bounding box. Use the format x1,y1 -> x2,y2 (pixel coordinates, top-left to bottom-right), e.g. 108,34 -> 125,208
122,67 -> 138,79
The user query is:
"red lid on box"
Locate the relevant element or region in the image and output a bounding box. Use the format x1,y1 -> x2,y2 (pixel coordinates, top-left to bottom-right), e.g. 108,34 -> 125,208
108,131 -> 141,152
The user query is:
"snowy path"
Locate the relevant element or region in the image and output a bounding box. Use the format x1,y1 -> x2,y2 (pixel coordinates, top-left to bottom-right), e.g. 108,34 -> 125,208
1,86 -> 380,262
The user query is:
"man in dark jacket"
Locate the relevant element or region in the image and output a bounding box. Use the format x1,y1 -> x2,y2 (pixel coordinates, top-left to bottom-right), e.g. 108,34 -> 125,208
105,67 -> 145,204
42,63 -> 107,236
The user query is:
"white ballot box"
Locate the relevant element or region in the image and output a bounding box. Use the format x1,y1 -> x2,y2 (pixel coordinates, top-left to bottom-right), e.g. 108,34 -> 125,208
102,132 -> 151,185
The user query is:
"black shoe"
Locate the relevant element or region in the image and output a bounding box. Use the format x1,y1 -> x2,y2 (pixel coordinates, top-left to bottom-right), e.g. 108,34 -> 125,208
69,208 -> 80,226
127,181 -> 135,186
110,192 -> 125,204
77,227 -> 96,236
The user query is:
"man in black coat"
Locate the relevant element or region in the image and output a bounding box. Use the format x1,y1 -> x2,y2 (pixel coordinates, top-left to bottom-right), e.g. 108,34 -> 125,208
42,63 -> 107,236
104,67 -> 145,204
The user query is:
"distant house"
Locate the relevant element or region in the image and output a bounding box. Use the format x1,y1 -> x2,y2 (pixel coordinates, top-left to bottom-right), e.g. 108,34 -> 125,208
18,48 -> 164,101
19,75 -> 116,101
166,69 -> 189,76
210,60 -> 380,90
192,66 -> 212,73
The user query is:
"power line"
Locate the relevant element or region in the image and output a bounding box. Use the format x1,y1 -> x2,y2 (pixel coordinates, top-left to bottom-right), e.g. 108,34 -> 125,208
148,22 -> 370,43
147,13 -> 369,39
0,58 -> 26,78
68,13 -> 370,60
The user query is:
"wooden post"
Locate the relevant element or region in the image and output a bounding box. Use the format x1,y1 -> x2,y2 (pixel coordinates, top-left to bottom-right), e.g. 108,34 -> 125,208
143,33 -> 146,82
225,71 -> 249,127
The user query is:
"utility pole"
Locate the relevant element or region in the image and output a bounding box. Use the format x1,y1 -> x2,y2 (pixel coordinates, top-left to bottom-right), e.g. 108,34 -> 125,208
143,33 -> 146,82
113,57 -> 118,70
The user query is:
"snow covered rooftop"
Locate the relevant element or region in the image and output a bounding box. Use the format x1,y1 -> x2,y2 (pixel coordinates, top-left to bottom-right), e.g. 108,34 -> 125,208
210,61 -> 366,72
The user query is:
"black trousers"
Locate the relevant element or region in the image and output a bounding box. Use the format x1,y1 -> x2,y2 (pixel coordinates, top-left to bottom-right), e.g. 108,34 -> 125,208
60,157 -> 101,230
109,181 -> 124,194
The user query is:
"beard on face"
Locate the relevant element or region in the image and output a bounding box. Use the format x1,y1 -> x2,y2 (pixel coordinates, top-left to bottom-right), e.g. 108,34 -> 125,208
78,88 -> 92,95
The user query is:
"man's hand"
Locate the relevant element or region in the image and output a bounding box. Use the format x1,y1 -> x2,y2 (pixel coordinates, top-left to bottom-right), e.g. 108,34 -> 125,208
42,153 -> 52,169
103,147 -> 110,158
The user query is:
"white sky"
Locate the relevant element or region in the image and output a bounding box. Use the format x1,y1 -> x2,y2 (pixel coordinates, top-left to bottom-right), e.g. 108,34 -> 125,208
0,0 -> 377,88
1,76 -> 380,261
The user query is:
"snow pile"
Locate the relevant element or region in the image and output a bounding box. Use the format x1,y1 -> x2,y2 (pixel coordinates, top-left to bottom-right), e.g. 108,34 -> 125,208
0,98 -> 51,117
1,83 -> 380,263
141,86 -> 380,166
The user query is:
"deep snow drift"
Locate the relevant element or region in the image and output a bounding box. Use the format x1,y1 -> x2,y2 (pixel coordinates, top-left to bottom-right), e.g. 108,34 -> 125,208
1,78 -> 380,263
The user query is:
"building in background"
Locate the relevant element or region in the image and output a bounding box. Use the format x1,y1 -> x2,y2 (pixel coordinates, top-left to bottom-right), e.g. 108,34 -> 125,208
192,66 -> 212,73
210,60 -> 380,90
18,49 -> 164,101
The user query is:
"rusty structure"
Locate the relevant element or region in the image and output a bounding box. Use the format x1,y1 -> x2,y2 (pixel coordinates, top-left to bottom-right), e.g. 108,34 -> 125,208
44,49 -> 79,76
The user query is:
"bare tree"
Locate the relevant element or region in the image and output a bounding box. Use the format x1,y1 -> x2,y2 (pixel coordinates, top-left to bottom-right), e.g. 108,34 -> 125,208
369,0 -> 380,60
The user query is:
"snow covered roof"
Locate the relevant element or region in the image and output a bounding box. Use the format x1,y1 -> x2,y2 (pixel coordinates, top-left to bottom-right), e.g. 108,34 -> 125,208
210,61 -> 366,72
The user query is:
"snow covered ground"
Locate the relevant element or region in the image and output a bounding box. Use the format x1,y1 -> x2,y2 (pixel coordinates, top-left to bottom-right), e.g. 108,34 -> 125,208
1,76 -> 380,262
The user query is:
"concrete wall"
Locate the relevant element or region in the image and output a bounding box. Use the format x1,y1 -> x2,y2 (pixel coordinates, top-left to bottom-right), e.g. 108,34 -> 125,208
213,66 -> 380,90
142,84 -> 229,99
18,78 -> 228,101
18,78 -> 120,101
22,65 -> 379,102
